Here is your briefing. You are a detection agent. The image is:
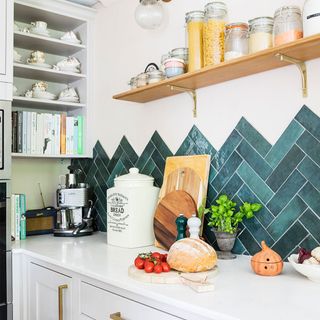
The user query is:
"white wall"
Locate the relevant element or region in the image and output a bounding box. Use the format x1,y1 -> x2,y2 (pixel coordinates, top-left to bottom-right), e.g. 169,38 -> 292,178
93,0 -> 320,157
12,159 -> 70,210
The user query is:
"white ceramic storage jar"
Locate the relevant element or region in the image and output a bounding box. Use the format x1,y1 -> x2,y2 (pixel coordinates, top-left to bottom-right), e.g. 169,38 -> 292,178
106,168 -> 160,248
303,0 -> 320,37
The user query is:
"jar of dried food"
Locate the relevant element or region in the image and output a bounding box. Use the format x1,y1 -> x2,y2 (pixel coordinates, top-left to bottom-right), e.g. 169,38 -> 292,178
148,69 -> 165,84
249,17 -> 274,53
170,47 -> 189,69
136,73 -> 149,87
273,6 -> 303,46
224,22 -> 249,61
186,11 -> 204,72
203,1 -> 228,66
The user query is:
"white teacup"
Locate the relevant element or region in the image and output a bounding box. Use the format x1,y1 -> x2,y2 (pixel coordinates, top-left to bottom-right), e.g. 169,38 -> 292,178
27,50 -> 45,64
31,21 -> 47,31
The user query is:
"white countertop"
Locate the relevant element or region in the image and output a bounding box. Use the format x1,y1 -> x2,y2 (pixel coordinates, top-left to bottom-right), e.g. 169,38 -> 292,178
13,233 -> 319,320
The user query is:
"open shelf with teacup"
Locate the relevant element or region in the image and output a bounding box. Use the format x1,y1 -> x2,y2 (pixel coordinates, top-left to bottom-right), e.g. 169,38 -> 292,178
13,63 -> 86,83
14,31 -> 86,56
12,0 -> 95,159
13,96 -> 86,111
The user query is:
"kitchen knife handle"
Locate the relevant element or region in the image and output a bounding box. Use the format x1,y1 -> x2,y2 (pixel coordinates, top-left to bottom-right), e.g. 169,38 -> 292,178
58,284 -> 68,320
110,312 -> 123,320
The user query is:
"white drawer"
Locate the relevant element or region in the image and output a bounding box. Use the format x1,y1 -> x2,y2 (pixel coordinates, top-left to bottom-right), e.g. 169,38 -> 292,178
80,282 -> 181,320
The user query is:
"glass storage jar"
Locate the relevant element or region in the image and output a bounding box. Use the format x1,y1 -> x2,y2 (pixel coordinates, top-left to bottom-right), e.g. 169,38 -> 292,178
147,70 -> 165,84
128,77 -> 138,89
273,6 -> 303,46
136,73 -> 149,87
224,22 -> 249,61
203,1 -> 228,66
170,47 -> 189,69
248,17 -> 274,54
186,11 -> 204,72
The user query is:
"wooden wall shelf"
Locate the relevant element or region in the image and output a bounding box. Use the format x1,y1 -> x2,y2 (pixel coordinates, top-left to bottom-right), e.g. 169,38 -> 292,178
113,34 -> 320,104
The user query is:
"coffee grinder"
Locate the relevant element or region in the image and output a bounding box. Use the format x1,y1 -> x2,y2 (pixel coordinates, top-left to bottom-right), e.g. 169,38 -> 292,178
54,166 -> 94,237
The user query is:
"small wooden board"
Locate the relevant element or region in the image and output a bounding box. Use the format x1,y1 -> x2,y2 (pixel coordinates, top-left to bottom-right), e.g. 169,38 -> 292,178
154,190 -> 197,250
128,265 -> 218,284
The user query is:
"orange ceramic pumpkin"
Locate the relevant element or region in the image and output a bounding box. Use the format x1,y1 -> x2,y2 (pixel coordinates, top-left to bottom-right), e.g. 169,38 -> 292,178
251,241 -> 283,276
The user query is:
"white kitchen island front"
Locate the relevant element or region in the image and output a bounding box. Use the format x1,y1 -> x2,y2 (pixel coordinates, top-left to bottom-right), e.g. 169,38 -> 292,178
12,233 -> 319,320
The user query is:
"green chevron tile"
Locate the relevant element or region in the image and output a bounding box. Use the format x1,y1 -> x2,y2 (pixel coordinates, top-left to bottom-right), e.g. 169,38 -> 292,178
266,145 -> 305,192
238,228 -> 261,255
298,157 -> 320,192
151,131 -> 173,157
236,140 -> 273,180
299,183 -> 320,216
295,105 -> 320,141
267,196 -> 307,240
267,170 -> 306,216
236,118 -> 271,157
272,221 -> 308,260
297,131 -> 320,166
265,120 -> 304,168
237,162 -> 274,203
299,209 -> 320,243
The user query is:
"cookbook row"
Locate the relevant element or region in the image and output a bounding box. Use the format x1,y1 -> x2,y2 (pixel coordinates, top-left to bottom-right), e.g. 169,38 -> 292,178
12,111 -> 84,156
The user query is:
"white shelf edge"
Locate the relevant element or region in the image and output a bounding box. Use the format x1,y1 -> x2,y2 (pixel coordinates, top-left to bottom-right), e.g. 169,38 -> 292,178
14,31 -> 86,50
13,63 -> 87,79
13,96 -> 86,108
12,153 -> 91,159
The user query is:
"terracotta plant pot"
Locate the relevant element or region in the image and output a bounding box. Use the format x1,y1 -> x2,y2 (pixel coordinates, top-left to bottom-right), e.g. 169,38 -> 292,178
212,228 -> 239,260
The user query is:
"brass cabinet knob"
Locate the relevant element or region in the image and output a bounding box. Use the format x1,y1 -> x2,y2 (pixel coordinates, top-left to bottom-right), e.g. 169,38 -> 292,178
110,312 -> 123,320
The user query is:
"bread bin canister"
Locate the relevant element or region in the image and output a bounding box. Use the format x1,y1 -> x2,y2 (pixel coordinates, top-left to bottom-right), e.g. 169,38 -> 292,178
106,168 -> 160,248
303,0 -> 320,36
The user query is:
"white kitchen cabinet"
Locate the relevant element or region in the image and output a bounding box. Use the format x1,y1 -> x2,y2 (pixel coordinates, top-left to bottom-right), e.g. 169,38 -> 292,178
29,263 -> 72,320
0,0 -> 13,100
80,282 -> 181,320
0,0 -> 13,83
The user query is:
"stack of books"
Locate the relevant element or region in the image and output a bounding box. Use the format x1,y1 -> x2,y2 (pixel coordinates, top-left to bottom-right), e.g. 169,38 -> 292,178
11,194 -> 27,241
12,111 -> 84,155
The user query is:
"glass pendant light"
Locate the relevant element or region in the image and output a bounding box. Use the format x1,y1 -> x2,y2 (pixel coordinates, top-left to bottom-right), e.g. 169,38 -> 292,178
135,0 -> 165,30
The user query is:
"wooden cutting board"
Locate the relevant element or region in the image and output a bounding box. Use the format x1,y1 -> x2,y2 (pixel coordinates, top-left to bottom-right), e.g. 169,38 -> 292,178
154,190 -> 197,250
128,265 -> 218,285
164,167 -> 203,208
160,155 -> 211,209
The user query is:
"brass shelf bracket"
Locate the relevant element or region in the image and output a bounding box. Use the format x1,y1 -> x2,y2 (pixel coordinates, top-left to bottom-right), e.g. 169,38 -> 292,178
276,53 -> 308,98
168,85 -> 198,118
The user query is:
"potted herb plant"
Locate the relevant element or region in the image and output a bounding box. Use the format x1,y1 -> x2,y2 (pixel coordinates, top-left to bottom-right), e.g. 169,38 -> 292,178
204,195 -> 262,259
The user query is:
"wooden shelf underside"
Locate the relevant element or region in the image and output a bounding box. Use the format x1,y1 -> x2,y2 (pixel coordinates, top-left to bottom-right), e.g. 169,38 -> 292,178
113,34 -> 320,103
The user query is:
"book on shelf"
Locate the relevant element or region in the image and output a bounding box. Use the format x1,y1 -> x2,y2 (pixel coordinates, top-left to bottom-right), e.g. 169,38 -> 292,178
11,193 -> 26,241
11,111 -> 84,156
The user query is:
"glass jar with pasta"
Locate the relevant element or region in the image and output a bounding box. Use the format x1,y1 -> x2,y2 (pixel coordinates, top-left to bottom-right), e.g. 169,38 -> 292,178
203,1 -> 228,66
186,11 -> 204,72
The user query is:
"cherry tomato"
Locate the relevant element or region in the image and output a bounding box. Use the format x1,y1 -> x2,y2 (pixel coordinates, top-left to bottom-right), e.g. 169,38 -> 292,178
144,261 -> 154,273
161,254 -> 168,262
134,257 -> 145,270
161,262 -> 171,272
154,264 -> 163,273
151,252 -> 162,260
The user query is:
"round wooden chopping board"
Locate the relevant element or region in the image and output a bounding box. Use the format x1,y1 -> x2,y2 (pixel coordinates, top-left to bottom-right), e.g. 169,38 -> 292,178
153,190 -> 197,250
128,265 -> 218,284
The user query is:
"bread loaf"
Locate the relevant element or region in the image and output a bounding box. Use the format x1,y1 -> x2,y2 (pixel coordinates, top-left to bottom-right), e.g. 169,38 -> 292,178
167,238 -> 217,273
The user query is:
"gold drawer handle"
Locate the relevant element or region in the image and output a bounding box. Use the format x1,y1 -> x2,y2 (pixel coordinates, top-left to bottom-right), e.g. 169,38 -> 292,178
110,312 -> 123,320
58,284 -> 68,320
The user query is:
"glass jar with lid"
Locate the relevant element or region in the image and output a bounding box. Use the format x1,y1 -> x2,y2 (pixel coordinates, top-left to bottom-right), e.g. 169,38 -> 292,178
186,11 -> 204,72
170,47 -> 189,69
224,22 -> 249,61
136,73 -> 149,87
128,77 -> 138,90
203,1 -> 228,66
249,17 -> 274,54
147,69 -> 165,84
273,6 -> 303,46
